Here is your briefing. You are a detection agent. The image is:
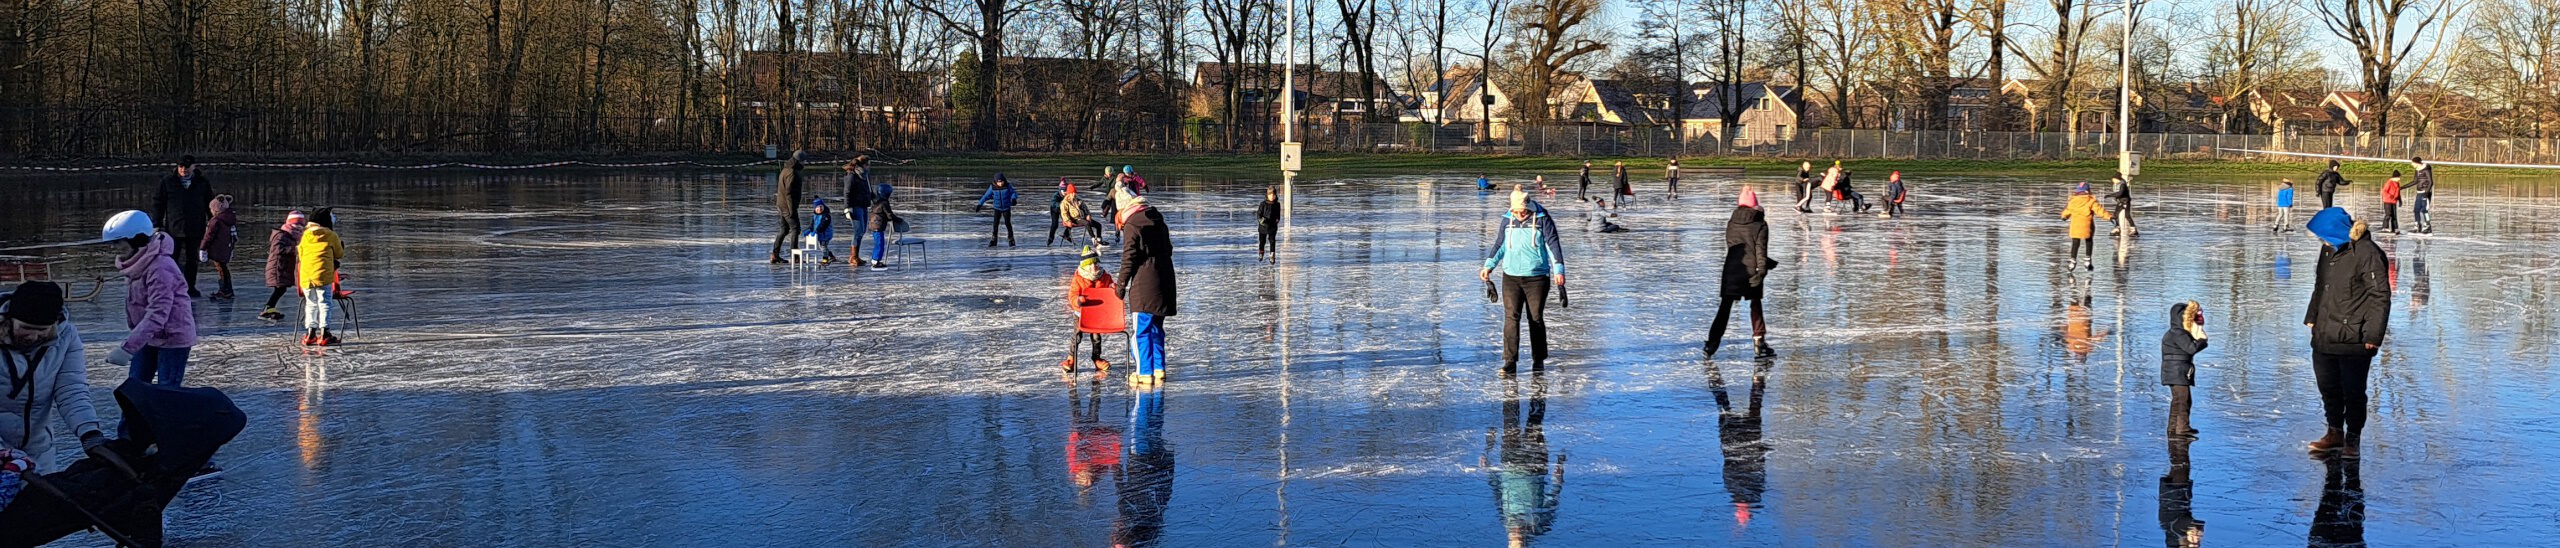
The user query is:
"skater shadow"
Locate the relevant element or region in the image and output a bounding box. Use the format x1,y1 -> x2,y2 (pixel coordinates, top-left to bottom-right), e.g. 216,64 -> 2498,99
1485,372 -> 1561,546
1708,360 -> 1771,529
1116,387 -> 1174,547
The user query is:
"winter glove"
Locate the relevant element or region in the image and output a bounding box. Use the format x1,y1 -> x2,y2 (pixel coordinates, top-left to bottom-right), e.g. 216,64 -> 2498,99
80,430 -> 107,452
106,347 -> 132,366
80,430 -> 138,480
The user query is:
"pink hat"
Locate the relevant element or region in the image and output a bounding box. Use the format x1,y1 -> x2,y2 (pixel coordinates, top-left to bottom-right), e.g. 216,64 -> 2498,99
1738,187 -> 1760,209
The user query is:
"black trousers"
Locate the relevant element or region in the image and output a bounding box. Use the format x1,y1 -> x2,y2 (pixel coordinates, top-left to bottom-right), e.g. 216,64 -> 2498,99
2319,190 -> 2337,209
2070,237 -> 2094,260
2382,202 -> 2399,232
988,210 -> 1015,245
769,202 -> 801,258
1499,274 -> 1552,366
170,234 -> 202,294
1067,331 -> 1108,365
2311,352 -> 2374,437
1705,295 -> 1765,350
2113,201 -> 2136,229
1257,227 -> 1277,255
1046,209 -> 1064,245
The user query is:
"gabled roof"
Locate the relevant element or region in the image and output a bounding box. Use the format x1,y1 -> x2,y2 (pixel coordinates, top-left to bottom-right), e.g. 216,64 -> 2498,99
1683,83 -> 1802,121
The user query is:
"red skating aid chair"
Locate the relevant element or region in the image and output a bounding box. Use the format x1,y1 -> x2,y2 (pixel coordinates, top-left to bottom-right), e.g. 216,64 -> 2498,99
1076,288 -> 1128,335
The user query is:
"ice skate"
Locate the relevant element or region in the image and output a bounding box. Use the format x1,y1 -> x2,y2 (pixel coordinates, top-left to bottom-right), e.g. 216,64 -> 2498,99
260,307 -> 284,321
1702,340 -> 1718,358
1060,358 -> 1076,372
320,330 -> 342,346
1754,340 -> 1777,358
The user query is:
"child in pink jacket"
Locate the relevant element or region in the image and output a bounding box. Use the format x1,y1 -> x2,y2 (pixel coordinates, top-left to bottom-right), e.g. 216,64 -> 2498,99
103,211 -> 199,388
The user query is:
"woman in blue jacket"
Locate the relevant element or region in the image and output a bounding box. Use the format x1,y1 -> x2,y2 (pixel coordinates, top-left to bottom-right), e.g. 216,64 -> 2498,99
1480,187 -> 1567,374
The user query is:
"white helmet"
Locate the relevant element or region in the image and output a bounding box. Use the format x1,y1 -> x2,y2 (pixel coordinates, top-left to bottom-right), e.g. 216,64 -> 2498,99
102,210 -> 154,242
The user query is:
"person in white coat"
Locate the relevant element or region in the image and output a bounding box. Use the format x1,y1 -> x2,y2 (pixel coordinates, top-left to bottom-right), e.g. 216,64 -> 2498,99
1,281 -> 107,473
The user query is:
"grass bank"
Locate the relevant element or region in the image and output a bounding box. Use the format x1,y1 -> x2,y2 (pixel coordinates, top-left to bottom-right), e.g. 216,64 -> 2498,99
899,151 -> 2553,182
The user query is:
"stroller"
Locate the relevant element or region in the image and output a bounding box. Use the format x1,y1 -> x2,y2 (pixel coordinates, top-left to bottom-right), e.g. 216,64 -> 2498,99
0,380 -> 247,547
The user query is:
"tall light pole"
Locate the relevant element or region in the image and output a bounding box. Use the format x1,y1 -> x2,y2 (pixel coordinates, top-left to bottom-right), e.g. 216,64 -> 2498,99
2117,0 -> 2137,183
1279,0 -> 1301,223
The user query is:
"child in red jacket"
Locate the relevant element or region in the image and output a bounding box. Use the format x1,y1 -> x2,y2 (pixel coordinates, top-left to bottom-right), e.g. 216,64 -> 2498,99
1063,247 -> 1117,374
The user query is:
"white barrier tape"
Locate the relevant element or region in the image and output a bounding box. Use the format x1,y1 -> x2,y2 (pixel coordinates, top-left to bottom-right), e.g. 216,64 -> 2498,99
2215,148 -> 2560,170
0,158 -> 863,172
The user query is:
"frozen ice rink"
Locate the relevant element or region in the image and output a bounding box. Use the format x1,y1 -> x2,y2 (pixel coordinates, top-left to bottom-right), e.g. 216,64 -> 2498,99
5,168 -> 2556,546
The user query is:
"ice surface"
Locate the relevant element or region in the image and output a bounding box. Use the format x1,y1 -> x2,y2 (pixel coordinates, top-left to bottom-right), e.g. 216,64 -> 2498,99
4,168 -> 2558,545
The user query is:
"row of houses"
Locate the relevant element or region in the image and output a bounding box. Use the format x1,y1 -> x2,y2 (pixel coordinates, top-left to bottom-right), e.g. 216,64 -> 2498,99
728,51 -> 2504,144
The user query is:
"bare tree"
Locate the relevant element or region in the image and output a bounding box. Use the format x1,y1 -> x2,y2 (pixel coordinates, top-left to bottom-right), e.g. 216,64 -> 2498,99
1501,0 -> 1605,125
1803,0 -> 1873,128
2011,0 -> 2106,133
2453,0 -> 2559,139
908,0 -> 1036,150
2199,0 -> 2316,133
1875,0 -> 1981,130
2309,0 -> 2461,138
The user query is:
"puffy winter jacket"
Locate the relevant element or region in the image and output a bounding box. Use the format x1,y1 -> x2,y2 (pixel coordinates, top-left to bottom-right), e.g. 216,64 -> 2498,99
1117,205 -> 1178,317
2380,178 -> 2402,204
975,185 -> 1019,211
1720,206 -> 1776,299
2160,302 -> 2208,386
2315,169 -> 2348,195
2406,165 -> 2435,194
841,170 -> 873,208
1484,209 -> 1565,278
774,155 -> 807,207
2305,228 -> 2391,356
867,183 -> 896,233
0,314 -> 102,473
298,226 -> 344,290
2060,194 -> 2113,239
2276,187 -> 2296,208
1256,199 -> 1280,231
201,201 -> 239,262
115,234 -> 198,353
263,223 -> 305,288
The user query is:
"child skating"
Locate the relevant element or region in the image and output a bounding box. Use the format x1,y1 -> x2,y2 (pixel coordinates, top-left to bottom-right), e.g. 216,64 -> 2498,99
808,199 -> 839,264
2161,301 -> 2208,439
200,194 -> 239,300
2379,170 -> 2404,234
1255,187 -> 1280,262
258,211 -> 307,320
100,210 -> 198,387
1665,158 -> 1681,197
1704,188 -> 1777,359
2271,180 -> 2297,233
974,174 -> 1019,247
1063,247 -> 1117,376
298,208 -> 346,346
1882,172 -> 1908,218
2060,182 -> 2113,272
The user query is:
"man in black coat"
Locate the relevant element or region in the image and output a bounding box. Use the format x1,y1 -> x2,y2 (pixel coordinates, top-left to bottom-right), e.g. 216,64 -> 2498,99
152,156 -> 215,297
768,150 -> 808,264
1116,189 -> 1177,385
1706,188 -> 1779,359
2314,159 -> 2350,209
2302,208 -> 2389,459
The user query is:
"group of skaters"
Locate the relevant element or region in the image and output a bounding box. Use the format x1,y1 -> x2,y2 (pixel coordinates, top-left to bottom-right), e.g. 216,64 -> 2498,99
6,156 -> 362,493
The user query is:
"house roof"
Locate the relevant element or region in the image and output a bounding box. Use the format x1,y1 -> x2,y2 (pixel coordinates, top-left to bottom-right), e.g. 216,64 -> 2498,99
1683,83 -> 1801,121
1578,79 -> 1663,125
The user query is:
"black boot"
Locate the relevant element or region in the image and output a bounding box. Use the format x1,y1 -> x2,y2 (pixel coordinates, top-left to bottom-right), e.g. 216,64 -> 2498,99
1754,339 -> 1776,358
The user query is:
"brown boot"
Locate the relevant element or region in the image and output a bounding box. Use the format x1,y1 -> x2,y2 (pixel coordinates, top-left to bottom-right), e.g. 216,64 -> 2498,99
2305,428 -> 2346,454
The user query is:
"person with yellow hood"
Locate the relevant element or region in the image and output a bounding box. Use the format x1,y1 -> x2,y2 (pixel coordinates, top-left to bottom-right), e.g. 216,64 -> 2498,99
2059,182 -> 2113,271
297,208 -> 346,346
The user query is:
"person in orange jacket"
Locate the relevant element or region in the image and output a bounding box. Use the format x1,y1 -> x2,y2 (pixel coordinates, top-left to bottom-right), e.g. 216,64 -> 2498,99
2379,170 -> 2404,234
1063,246 -> 1116,374
2060,182 -> 2114,272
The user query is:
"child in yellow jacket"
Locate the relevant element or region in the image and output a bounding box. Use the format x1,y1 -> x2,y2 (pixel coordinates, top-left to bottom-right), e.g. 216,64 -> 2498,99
297,208 -> 346,346
2060,182 -> 2113,271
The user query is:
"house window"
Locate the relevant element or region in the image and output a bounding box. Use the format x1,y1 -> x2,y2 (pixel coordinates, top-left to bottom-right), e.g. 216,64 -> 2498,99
1775,125 -> 1789,138
1736,123 -> 1748,139
1759,97 -> 1771,111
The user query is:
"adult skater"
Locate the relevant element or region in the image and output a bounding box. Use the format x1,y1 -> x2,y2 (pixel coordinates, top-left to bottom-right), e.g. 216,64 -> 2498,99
767,150 -> 809,264
2060,182 -> 2114,271
152,156 -> 215,297
974,173 -> 1020,247
1116,186 -> 1177,386
2314,159 -> 2350,209
1586,200 -> 1626,233
2161,301 -> 2207,439
1,281 -> 108,474
1481,187 -> 1567,374
2107,175 -> 2137,235
1794,161 -> 1816,213
1255,187 -> 1281,261
1576,161 -> 1594,201
2302,208 -> 2390,459
1704,188 -> 1778,359
1612,161 -> 1632,205
1666,158 -> 1682,197
841,157 -> 874,261
2405,157 -> 2435,233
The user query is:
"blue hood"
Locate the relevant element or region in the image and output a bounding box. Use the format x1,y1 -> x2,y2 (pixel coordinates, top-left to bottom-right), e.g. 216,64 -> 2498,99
2307,207 -> 2354,246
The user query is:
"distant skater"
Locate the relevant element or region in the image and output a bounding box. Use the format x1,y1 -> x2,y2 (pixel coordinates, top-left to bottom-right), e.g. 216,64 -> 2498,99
1612,162 -> 1632,205
1882,172 -> 1908,218
1577,161 -> 1594,201
153,156 -> 214,297
2378,170 -> 2403,234
975,174 -> 1020,247
1256,187 -> 1281,261
2406,157 -> 2435,233
2060,182 -> 2113,272
1704,188 -> 1777,359
2161,301 -> 2208,439
768,150 -> 808,264
1794,161 -> 1815,213
1586,200 -> 1626,233
2107,175 -> 2137,236
1836,167 -> 1868,213
1665,159 -> 1682,197
2315,159 -> 2350,209
2271,179 -> 2297,233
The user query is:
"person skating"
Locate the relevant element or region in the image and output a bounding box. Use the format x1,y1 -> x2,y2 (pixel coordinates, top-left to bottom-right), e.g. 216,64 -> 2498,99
199,194 -> 240,300
100,211 -> 198,388
1477,174 -> 1496,190
2406,157 -> 2436,233
1794,161 -> 1816,213
1576,161 -> 1593,201
152,156 -> 215,297
1836,167 -> 1869,213
1586,200 -> 1626,233
1099,167 -> 1121,219
1704,188 -> 1778,359
767,150 -> 809,263
1882,172 -> 1908,218
1057,180 -> 1106,244
297,208 -> 347,346
1255,187 -> 1281,262
2271,179 -> 2298,233
1,281 -> 109,474
1612,161 -> 1632,206
808,199 -> 839,264
2379,170 -> 2404,234
1817,161 -> 1844,211
258,211 -> 308,321
1665,158 -> 1682,197
1063,247 -> 1117,375
2314,159 -> 2350,209
864,177 -> 897,270
1115,186 -> 1177,386
2302,208 -> 2389,459
2107,175 -> 2138,236
2161,301 -> 2208,440
974,173 -> 1020,247
840,157 -> 874,262
1481,187 -> 1567,375
1045,180 -> 1070,246
2061,182 -> 2114,272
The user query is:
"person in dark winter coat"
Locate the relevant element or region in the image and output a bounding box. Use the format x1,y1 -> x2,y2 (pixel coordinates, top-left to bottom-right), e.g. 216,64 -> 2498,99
2405,157 -> 2436,233
1255,187 -> 1281,261
2107,175 -> 2137,235
199,194 -> 240,300
841,157 -> 874,262
1481,187 -> 1567,374
768,150 -> 809,263
2314,159 -> 2350,209
1705,188 -> 1778,359
864,179 -> 896,270
975,174 -> 1020,247
1794,161 -> 1816,212
2302,208 -> 2390,458
1115,186 -> 1177,386
258,211 -> 307,321
2161,301 -> 2208,439
152,156 -> 215,297
1665,159 -> 1682,196
1576,161 -> 1594,201
1835,168 -> 1869,213
1882,172 -> 1909,218
1612,162 -> 1632,205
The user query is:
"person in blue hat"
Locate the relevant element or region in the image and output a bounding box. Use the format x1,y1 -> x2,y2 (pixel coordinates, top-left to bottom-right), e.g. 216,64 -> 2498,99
2301,207 -> 2389,459
974,173 -> 1020,247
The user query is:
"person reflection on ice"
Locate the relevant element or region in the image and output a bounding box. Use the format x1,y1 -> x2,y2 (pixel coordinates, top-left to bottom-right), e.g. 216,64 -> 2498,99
2309,458 -> 2364,547
1484,373 -> 1563,547
1113,386 -> 1171,547
1708,360 -> 1771,528
2158,435 -> 2202,547
1065,381 -> 1120,506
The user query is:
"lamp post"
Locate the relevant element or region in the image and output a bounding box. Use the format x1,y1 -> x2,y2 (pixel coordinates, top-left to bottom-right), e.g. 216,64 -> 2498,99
1279,0 -> 1301,223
